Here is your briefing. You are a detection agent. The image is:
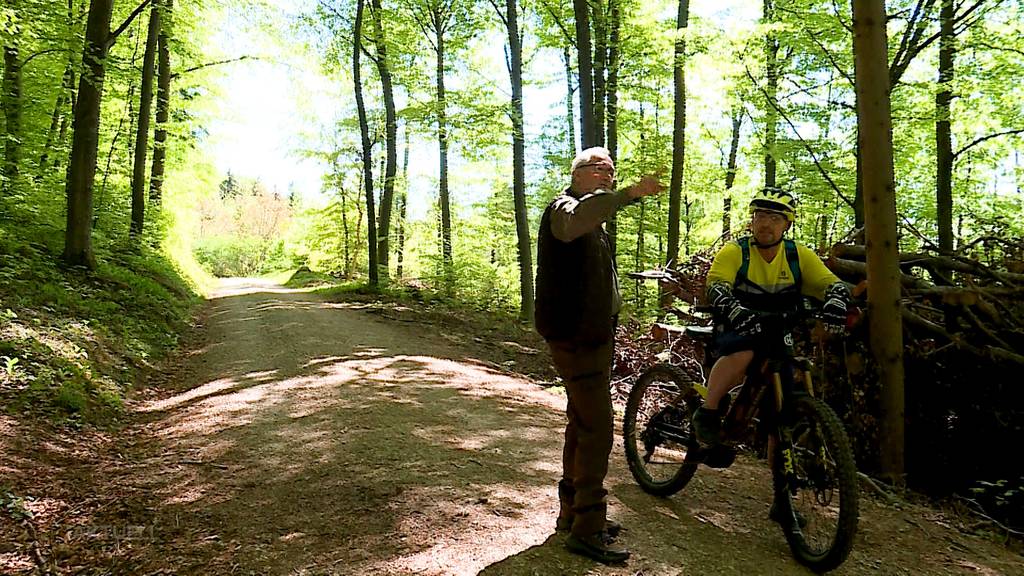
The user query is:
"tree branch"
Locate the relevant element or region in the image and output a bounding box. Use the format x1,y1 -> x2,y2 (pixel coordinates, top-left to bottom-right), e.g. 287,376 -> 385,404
971,41 -> 1024,58
802,28 -> 854,88
542,2 -> 576,48
107,0 -> 154,49
487,0 -> 508,29
889,0 -> 937,87
954,129 -> 1024,160
172,55 -> 257,79
745,66 -> 853,207
318,0 -> 347,21
20,48 -> 67,67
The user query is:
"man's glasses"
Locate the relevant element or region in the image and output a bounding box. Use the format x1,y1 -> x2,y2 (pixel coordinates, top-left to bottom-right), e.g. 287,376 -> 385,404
575,162 -> 615,176
752,210 -> 787,224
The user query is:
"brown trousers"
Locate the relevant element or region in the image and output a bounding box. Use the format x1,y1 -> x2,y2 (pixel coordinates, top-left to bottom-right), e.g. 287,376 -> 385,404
548,339 -> 615,537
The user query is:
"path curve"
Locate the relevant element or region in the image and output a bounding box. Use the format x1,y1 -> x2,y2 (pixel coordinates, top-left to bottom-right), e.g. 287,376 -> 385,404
110,280 -> 1021,575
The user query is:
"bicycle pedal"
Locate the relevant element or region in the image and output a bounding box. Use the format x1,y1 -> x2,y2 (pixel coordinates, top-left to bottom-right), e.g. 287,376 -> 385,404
701,445 -> 738,469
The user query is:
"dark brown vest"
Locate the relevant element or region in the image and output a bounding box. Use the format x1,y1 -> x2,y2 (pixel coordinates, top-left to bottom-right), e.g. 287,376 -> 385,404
534,194 -> 616,345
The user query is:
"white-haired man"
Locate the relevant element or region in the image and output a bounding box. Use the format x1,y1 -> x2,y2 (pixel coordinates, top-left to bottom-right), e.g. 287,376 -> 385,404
534,147 -> 662,564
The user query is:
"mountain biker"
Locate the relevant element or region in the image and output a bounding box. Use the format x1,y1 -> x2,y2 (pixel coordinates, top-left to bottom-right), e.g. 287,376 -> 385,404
535,146 -> 663,564
691,187 -> 852,513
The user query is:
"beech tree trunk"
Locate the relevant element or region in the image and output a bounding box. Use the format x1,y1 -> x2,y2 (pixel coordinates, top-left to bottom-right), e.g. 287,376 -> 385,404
591,1 -> 606,147
852,0 -> 906,481
666,0 -> 689,267
723,111 -> 742,239
64,0 -> 115,269
935,0 -> 955,252
396,127 -> 409,279
562,46 -> 575,154
370,0 -> 397,279
763,0 -> 778,188
572,0 -> 596,148
3,45 -> 21,195
434,13 -> 453,281
39,65 -> 74,175
501,0 -> 535,320
605,0 -> 621,256
130,3 -> 160,236
149,0 -> 172,206
353,0 -> 378,287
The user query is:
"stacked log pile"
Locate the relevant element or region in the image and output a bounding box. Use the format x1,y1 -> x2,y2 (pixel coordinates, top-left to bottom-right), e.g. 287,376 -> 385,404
827,241 -> 1024,366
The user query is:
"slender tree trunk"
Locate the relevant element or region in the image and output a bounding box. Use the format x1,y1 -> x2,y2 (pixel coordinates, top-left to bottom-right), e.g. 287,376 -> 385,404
935,0 -> 954,253
396,127 -> 409,279
852,0 -> 905,481
149,0 -> 172,205
504,0 -> 534,321
562,46 -> 575,155
130,4 -> 160,237
353,0 -> 378,287
572,0 -> 596,148
355,171 -> 364,274
39,66 -> 74,176
97,77 -> 136,229
591,1 -> 606,147
606,0 -> 621,257
2,45 -> 21,196
55,70 -> 75,168
635,193 -> 645,271
723,110 -> 742,239
763,0 -> 778,188
64,0 -> 115,268
339,180 -> 351,279
370,0 -> 396,279
853,126 -> 865,234
97,22 -> 143,229
435,17 -> 453,280
666,0 -> 689,267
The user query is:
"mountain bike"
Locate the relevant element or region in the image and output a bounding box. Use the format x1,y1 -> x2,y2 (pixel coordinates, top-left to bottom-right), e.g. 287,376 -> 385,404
622,272 -> 859,572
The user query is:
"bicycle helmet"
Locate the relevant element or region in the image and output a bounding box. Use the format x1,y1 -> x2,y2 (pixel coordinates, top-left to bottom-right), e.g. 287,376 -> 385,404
749,186 -> 797,222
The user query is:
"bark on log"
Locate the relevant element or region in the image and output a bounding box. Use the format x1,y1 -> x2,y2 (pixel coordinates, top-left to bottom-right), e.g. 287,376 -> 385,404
831,243 -> 1024,284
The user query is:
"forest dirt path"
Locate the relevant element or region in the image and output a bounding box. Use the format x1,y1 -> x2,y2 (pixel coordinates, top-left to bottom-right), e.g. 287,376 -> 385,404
32,280 -> 1024,575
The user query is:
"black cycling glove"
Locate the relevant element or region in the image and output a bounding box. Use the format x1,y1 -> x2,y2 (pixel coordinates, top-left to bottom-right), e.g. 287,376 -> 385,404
822,282 -> 852,335
708,282 -> 761,337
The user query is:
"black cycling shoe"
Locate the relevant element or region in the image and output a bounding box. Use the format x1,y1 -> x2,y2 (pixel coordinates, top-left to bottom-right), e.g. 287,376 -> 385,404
565,530 -> 630,564
769,499 -> 808,529
691,406 -> 723,447
556,516 -> 622,537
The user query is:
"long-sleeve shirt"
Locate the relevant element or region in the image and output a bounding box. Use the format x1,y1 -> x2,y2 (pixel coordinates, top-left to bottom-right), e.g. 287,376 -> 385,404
544,187 -> 630,318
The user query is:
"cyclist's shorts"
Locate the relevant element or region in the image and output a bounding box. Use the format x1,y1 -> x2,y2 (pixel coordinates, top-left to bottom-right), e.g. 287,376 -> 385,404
714,327 -> 762,356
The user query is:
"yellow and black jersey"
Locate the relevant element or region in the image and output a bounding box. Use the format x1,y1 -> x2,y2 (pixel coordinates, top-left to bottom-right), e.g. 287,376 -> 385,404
707,237 -> 839,311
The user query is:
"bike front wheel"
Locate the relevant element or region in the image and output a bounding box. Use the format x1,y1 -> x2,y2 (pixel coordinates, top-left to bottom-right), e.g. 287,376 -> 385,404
772,396 -> 859,573
622,363 -> 701,496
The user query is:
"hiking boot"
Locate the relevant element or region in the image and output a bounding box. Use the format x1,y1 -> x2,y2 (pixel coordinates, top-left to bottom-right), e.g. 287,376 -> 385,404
565,530 -> 630,564
691,406 -> 722,448
555,516 -> 622,537
769,499 -> 807,529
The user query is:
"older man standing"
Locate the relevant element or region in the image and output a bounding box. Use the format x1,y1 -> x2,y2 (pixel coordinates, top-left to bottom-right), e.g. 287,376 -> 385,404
534,147 -> 662,564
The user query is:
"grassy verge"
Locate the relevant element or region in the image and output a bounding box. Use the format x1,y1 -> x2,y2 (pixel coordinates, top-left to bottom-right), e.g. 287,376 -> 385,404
0,224 -> 201,428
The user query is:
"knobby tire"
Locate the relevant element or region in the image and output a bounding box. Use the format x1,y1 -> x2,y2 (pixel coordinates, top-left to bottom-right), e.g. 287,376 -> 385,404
773,396 -> 859,573
622,363 -> 700,496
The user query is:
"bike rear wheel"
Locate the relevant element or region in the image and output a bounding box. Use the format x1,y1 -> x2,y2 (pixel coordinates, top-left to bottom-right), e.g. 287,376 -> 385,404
622,363 -> 701,496
772,396 -> 859,573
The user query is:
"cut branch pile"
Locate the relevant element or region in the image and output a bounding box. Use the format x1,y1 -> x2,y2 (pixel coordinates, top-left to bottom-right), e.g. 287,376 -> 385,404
827,240 -> 1024,366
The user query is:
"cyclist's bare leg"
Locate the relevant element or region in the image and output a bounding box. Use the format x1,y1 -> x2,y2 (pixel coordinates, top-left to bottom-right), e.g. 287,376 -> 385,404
704,350 -> 754,410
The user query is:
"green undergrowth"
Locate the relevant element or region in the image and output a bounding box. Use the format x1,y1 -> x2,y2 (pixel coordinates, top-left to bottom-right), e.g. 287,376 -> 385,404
0,223 -> 201,428
300,273 -> 528,330
281,270 -> 553,379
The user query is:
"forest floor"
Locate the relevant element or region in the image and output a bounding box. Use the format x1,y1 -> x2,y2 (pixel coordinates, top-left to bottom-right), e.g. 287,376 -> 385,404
2,278 -> 1023,575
